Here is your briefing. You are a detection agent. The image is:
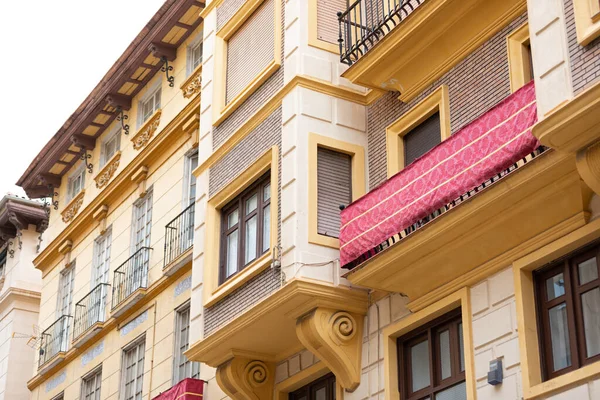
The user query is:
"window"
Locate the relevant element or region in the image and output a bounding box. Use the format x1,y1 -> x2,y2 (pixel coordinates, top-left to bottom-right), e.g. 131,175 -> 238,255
101,128 -> 121,167
220,172 -> 271,283
82,367 -> 102,400
185,152 -> 199,206
572,0 -> 600,45
289,373 -> 336,400
507,23 -> 533,93
51,393 -> 64,400
57,264 -> 75,318
122,338 -> 146,400
403,112 -> 441,167
188,38 -> 203,75
317,147 -> 352,238
132,190 -> 153,252
93,230 -> 112,287
140,88 -> 161,126
173,303 -> 200,383
68,165 -> 86,201
534,244 -> 600,380
0,248 -> 6,277
397,309 -> 465,400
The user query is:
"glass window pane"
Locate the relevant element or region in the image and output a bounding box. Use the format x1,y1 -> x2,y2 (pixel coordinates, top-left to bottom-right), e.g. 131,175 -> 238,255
262,204 -> 270,253
410,340 -> 430,392
315,387 -> 326,400
546,273 -> 566,300
246,194 -> 258,214
548,303 -> 572,371
435,381 -> 466,400
228,209 -> 239,228
578,258 -> 598,285
264,183 -> 271,201
226,230 -> 238,277
245,215 -> 257,264
439,330 -> 451,380
458,323 -> 465,372
581,287 -> 600,358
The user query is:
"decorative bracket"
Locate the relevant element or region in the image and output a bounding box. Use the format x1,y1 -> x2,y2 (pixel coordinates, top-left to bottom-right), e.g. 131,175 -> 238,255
80,149 -> 93,174
161,56 -> 175,88
577,141 -> 600,195
216,357 -> 275,400
116,106 -> 130,135
296,308 -> 364,392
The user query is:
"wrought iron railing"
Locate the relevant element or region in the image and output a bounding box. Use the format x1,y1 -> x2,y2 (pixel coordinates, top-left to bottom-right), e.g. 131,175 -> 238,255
112,247 -> 152,310
39,315 -> 71,368
338,0 -> 426,65
164,203 -> 195,268
73,283 -> 110,339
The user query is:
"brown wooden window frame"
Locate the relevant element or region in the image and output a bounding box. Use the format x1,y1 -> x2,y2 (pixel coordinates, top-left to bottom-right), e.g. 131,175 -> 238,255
289,372 -> 336,400
219,172 -> 271,284
534,243 -> 600,381
397,308 -> 465,400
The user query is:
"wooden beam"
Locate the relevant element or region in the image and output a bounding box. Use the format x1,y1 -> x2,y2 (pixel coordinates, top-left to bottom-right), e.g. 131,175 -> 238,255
175,21 -> 193,29
148,42 -> 177,61
39,173 -> 61,188
89,122 -> 105,128
71,134 -> 95,151
105,93 -> 132,111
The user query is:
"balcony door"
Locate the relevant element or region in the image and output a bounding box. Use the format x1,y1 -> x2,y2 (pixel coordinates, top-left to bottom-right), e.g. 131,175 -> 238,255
131,190 -> 153,293
91,230 -> 111,324
183,152 -> 198,251
56,264 -> 75,353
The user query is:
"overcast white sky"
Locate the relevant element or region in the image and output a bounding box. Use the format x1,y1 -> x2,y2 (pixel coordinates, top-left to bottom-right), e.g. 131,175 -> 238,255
0,0 -> 167,198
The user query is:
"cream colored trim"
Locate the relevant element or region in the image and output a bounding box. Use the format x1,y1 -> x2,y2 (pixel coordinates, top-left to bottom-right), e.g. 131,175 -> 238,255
514,217 -> 600,399
308,133 -> 366,249
573,0 -> 600,46
308,0 -> 340,54
212,0 -> 282,126
507,23 -> 532,93
385,85 -> 450,177
275,362 -> 331,400
382,288 -> 476,400
203,146 -> 280,307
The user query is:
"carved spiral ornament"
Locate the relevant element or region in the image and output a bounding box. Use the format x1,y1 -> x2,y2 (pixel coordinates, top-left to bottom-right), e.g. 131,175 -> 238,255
244,361 -> 269,387
330,311 -> 356,343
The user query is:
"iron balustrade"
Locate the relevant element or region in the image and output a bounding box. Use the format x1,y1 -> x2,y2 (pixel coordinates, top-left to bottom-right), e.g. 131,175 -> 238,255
112,247 -> 152,310
164,203 -> 195,268
39,315 -> 71,368
338,0 -> 426,65
73,283 -> 110,339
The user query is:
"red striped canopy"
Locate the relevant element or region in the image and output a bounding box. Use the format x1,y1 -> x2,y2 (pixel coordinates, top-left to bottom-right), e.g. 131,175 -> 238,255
340,82 -> 539,267
152,379 -> 204,400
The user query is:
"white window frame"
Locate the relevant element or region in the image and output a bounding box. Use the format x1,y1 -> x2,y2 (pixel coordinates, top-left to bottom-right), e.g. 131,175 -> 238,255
100,126 -> 121,167
131,188 -> 154,253
81,365 -> 102,400
182,150 -> 199,208
187,32 -> 204,76
57,263 -> 75,318
51,393 -> 64,400
173,301 -> 200,384
137,83 -> 162,127
67,163 -> 86,202
120,335 -> 146,400
92,228 -> 112,287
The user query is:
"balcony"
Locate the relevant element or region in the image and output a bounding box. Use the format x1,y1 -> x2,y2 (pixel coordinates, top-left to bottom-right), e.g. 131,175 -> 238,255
73,283 -> 110,347
339,83 -> 592,301
152,378 -> 204,400
38,315 -> 71,373
112,247 -> 152,317
163,203 -> 194,276
338,0 -> 527,101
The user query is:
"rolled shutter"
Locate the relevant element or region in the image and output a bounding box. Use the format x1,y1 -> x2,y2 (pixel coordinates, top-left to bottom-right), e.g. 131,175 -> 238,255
404,112 -> 441,166
317,0 -> 347,44
317,147 -> 352,238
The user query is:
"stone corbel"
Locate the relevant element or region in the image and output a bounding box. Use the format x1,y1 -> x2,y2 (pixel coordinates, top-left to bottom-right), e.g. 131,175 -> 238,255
216,357 -> 275,400
93,205 -> 109,234
131,166 -> 150,198
576,141 -> 600,196
183,113 -> 200,148
296,308 -> 363,392
58,239 -> 73,266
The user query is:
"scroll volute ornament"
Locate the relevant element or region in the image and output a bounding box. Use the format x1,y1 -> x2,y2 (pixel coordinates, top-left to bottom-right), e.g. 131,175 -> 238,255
216,357 -> 275,400
576,141 -> 600,195
296,308 -> 363,392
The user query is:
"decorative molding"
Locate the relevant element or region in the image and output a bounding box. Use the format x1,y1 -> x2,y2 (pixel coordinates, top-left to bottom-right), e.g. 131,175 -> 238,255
576,141 -> 600,195
216,357 -> 275,400
175,276 -> 192,297
57,239 -> 73,255
61,191 -> 85,223
181,65 -> 202,99
120,310 -> 148,336
94,151 -> 121,189
81,341 -> 104,366
92,205 -> 109,234
45,370 -> 66,393
296,308 -> 363,391
131,110 -> 162,150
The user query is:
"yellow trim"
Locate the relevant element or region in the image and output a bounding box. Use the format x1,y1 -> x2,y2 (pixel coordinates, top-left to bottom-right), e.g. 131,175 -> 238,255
573,0 -> 600,46
308,133 -> 366,249
514,217 -> 600,399
382,288 -> 476,400
307,0 -> 340,54
212,0 -> 282,126
199,0 -> 220,19
275,362 -> 331,400
203,146 -> 279,307
507,23 -> 532,93
385,85 -> 450,177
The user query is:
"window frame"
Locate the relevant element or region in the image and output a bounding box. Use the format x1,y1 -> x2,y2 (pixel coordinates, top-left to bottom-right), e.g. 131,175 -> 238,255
67,163 -> 86,202
572,0 -> 600,46
173,301 -> 200,384
92,228 -> 112,287
120,335 -> 146,400
138,85 -> 162,127
81,365 -> 103,400
183,150 -> 199,208
187,33 -> 204,76
100,126 -> 122,168
131,188 -> 154,253
507,23 -> 533,93
289,372 -> 336,400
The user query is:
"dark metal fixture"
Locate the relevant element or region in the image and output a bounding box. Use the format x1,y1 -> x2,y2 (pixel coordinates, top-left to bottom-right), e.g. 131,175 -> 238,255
161,56 -> 175,87
116,106 -> 130,135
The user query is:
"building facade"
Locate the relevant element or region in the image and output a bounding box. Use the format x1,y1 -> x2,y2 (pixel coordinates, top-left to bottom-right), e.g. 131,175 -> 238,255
0,195 -> 47,399
16,0 -> 600,400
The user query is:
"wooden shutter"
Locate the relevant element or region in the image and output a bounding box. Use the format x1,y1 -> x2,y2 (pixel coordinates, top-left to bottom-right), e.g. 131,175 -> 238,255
317,147 -> 352,238
404,112 -> 441,166
317,0 -> 346,44
226,0 -> 275,104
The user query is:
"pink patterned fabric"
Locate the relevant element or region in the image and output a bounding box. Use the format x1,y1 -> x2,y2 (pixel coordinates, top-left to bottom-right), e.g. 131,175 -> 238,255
340,82 -> 539,267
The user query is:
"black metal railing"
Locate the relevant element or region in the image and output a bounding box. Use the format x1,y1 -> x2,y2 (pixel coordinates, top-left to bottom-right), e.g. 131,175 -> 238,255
39,315 -> 71,368
112,247 -> 152,310
73,283 -> 110,339
338,0 -> 426,65
164,203 -> 195,268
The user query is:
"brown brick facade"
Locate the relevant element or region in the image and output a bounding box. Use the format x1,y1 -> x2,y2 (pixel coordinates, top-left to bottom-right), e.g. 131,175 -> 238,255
564,0 -> 600,95
366,13 -> 527,189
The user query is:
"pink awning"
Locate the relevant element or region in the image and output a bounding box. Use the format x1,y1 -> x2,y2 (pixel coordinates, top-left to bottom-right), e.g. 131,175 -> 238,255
340,82 -> 540,267
152,378 -> 204,400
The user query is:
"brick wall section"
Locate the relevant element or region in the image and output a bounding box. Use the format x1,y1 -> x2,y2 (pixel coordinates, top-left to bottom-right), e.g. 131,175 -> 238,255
204,108 -> 283,335
564,0 -> 600,95
213,0 -> 285,148
366,14 -> 527,189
